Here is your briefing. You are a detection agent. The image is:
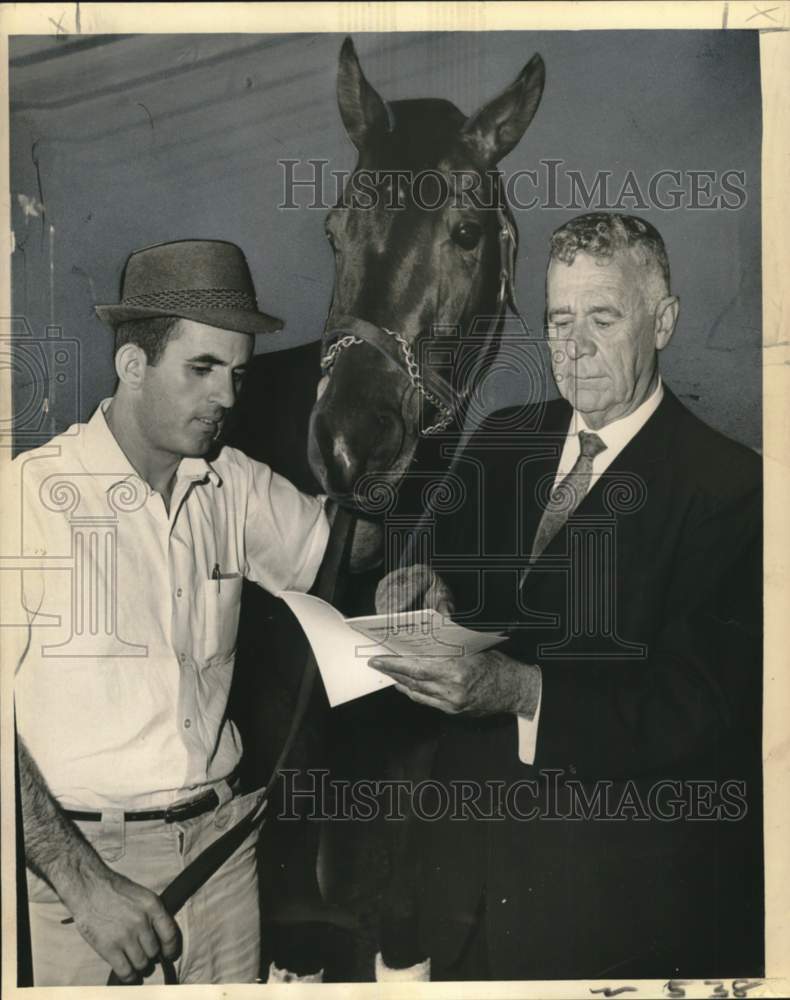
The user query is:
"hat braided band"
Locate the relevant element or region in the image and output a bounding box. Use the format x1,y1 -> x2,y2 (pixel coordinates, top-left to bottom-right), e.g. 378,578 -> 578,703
122,288 -> 257,311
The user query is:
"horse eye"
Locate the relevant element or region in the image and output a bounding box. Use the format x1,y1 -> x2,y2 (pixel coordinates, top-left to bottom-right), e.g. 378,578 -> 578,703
452,222 -> 482,251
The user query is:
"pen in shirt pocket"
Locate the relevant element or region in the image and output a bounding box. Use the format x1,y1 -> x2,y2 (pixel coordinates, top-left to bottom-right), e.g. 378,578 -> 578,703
212,563 -> 221,594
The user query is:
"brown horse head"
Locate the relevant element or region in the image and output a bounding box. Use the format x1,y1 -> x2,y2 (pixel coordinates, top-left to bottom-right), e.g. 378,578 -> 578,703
308,38 -> 545,502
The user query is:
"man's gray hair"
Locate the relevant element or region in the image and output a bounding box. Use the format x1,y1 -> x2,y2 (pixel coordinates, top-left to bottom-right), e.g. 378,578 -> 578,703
549,213 -> 671,300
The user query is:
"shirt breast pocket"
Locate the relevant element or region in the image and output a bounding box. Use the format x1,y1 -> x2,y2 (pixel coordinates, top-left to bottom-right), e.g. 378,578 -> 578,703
203,573 -> 243,662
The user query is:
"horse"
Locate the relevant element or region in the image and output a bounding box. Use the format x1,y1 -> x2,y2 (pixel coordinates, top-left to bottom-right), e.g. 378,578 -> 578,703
299,37 -> 546,976
308,37 -> 544,526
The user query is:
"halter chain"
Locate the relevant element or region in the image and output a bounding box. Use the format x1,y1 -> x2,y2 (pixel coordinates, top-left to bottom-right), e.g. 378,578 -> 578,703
320,327 -> 455,435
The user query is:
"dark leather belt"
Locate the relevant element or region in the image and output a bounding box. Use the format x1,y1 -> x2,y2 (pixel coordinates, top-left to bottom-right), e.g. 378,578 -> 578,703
65,788 -> 223,824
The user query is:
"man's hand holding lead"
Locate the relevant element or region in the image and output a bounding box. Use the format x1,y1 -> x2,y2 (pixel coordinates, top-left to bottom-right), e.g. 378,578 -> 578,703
61,864 -> 181,984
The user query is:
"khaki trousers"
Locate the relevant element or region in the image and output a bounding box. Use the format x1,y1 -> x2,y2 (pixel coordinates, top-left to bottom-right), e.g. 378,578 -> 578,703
26,787 -> 262,986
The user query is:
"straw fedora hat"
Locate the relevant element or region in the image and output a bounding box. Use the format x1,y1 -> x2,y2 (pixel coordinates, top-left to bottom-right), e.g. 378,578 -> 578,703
95,239 -> 283,335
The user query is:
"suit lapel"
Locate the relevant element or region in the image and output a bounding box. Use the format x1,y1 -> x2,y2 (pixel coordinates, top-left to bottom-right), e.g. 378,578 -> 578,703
523,390 -> 678,568
575,389 -> 675,515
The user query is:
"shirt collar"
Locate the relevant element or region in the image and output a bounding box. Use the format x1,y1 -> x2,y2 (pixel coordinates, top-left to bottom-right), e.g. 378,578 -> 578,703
571,376 -> 664,454
85,398 -> 222,491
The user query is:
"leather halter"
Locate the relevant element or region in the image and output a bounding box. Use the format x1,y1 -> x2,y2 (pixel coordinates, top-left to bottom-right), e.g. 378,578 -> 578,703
320,202 -> 522,435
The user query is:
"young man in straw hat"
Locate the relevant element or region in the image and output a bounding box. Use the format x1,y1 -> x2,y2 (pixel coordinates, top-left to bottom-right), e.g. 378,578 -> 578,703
12,239 -> 336,986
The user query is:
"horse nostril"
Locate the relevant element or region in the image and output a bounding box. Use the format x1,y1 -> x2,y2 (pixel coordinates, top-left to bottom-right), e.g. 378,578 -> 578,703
313,408 -> 405,497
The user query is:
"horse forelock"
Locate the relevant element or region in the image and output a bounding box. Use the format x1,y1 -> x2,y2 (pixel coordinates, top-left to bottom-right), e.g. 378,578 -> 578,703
373,98 -> 471,166
386,98 -> 466,130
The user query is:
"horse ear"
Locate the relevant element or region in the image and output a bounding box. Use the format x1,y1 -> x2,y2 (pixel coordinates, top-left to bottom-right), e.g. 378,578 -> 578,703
461,53 -> 545,165
337,37 -> 389,150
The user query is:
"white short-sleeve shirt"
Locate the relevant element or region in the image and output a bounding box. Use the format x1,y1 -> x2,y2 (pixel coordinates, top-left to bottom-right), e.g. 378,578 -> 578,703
12,399 -> 329,810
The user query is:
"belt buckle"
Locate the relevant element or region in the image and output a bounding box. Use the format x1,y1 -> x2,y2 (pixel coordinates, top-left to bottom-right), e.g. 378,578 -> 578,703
163,796 -> 200,824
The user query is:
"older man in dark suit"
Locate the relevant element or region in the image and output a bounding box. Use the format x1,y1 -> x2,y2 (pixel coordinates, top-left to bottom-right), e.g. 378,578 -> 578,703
371,213 -> 763,981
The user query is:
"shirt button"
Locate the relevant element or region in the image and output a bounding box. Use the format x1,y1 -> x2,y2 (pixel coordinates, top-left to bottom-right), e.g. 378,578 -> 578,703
176,588 -> 183,598
179,653 -> 187,663
184,718 -> 192,729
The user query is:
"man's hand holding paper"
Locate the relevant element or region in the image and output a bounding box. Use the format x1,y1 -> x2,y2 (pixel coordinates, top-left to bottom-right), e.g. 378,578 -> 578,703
373,563 -> 455,618
369,565 -> 541,720
278,580 -> 505,708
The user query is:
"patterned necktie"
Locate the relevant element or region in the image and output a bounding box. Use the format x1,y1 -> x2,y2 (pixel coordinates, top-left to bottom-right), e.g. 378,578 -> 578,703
529,430 -> 607,564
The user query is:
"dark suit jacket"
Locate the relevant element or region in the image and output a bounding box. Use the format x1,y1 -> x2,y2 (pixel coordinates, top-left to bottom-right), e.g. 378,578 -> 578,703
414,387 -> 763,979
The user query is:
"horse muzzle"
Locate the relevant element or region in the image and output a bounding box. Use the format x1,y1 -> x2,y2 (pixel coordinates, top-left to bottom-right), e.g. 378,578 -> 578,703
309,315 -> 448,503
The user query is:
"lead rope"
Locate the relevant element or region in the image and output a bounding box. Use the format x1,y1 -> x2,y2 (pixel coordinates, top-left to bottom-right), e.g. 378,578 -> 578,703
106,506 -> 356,986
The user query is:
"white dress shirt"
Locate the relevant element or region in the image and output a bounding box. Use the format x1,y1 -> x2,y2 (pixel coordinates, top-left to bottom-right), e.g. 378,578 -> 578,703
516,378 -> 664,764
13,399 -> 329,810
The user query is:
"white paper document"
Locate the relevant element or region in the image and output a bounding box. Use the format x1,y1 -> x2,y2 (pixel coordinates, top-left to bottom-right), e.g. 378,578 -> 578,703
278,591 -> 507,707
